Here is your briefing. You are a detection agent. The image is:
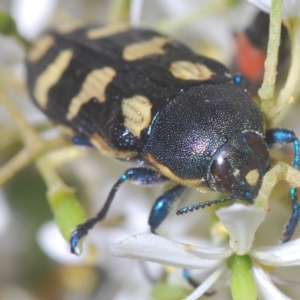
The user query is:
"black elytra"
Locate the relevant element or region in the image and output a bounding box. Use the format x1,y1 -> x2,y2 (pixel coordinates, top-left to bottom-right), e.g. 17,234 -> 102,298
25,24 -> 300,254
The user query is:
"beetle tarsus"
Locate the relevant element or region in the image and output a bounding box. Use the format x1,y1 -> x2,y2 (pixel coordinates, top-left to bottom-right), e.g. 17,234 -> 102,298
70,218 -> 98,254
282,189 -> 299,242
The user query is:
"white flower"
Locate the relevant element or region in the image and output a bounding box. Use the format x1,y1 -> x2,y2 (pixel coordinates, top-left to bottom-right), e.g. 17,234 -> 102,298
11,0 -> 58,40
247,0 -> 300,19
37,221 -> 157,300
110,203 -> 300,300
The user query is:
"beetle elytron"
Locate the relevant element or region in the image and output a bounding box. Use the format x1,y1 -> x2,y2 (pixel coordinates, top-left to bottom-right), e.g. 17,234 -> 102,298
26,23 -> 300,252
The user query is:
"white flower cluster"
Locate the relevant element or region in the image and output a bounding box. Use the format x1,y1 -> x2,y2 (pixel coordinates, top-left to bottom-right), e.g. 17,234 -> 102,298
110,204 -> 300,300
2,0 -> 300,299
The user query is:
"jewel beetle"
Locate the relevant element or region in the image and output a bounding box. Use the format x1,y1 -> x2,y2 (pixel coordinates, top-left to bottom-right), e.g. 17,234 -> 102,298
25,23 -> 300,253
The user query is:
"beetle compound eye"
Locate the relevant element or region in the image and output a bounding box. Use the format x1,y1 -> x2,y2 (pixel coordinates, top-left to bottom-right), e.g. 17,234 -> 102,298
209,156 -> 237,193
244,132 -> 270,168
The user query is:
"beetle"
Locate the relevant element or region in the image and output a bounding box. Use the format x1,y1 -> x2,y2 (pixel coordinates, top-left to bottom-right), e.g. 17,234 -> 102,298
25,23 -> 300,253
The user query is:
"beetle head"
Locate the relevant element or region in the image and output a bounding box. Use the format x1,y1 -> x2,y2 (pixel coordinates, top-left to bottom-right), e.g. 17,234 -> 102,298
207,132 -> 270,199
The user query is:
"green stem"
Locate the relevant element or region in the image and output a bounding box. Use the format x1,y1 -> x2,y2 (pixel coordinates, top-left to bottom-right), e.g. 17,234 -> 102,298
273,18 -> 300,118
36,147 -> 88,241
255,162 -> 300,209
106,0 -> 130,23
0,87 -> 43,149
36,146 -> 90,187
258,0 -> 283,120
0,147 -> 33,186
0,138 -> 67,187
0,87 -> 72,186
0,10 -> 29,49
13,31 -> 30,49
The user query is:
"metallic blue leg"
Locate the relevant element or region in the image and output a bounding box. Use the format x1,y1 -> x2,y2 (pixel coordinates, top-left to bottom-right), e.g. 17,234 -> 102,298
147,185 -> 188,287
70,167 -> 165,254
149,185 -> 185,233
265,128 -> 300,242
128,185 -> 184,284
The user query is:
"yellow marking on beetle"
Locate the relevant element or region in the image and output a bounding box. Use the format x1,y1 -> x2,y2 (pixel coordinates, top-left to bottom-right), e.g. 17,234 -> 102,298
170,61 -> 214,81
122,95 -> 152,137
86,23 -> 130,39
27,35 -> 54,63
34,49 -> 73,109
146,153 -> 211,189
245,169 -> 260,186
56,21 -> 84,34
90,133 -> 136,159
66,67 -> 116,121
123,37 -> 171,61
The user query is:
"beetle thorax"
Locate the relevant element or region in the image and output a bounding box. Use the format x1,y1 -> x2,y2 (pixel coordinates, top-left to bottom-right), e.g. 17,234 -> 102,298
142,83 -> 266,190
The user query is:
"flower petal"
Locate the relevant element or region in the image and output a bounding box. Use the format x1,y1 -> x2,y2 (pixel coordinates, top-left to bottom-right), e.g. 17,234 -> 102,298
130,0 -> 144,27
283,1 -> 300,18
37,221 -> 86,265
247,0 -> 300,19
216,203 -> 266,255
187,244 -> 232,260
251,237 -> 300,266
247,0 -> 271,14
184,264 -> 228,300
37,221 -> 136,266
253,265 -> 292,300
11,0 -> 58,40
109,233 -> 221,269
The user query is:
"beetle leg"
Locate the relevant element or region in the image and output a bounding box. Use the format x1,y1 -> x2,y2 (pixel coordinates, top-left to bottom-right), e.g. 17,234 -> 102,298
70,167 -> 166,254
141,185 -> 185,286
149,185 -> 185,233
265,128 -> 300,242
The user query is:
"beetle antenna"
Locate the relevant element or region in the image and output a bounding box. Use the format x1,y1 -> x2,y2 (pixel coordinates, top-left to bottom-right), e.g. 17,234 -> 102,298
176,194 -> 242,215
